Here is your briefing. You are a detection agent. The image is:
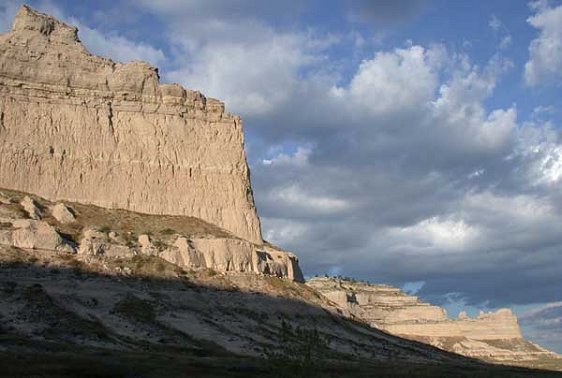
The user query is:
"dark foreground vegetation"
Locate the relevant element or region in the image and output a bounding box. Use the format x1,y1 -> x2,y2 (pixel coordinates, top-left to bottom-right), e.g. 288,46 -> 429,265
2,335 -> 562,378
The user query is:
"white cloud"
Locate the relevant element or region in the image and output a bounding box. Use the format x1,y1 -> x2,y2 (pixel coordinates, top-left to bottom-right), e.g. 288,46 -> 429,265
262,218 -> 309,247
525,2 -> 562,85
514,123 -> 562,185
73,20 -> 166,66
269,185 -> 351,215
338,45 -> 440,118
386,216 -> 480,253
431,57 -> 515,153
462,192 -> 555,224
532,143 -> 562,184
262,146 -> 312,167
165,30 -> 321,116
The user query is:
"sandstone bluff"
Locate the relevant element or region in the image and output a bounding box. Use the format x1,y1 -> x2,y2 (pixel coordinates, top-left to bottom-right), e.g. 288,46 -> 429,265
308,277 -> 561,367
0,6 -> 303,281
0,5 -> 261,244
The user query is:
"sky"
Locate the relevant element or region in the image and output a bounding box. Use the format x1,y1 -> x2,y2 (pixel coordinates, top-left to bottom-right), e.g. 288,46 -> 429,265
1,0 -> 562,352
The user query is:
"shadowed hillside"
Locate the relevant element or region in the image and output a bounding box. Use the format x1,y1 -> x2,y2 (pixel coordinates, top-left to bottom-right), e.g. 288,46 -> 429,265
1,248 -> 562,377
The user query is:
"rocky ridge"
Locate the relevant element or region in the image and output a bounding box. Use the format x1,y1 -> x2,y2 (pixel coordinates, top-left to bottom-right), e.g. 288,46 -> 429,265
0,5 -> 262,244
307,277 -> 562,368
0,188 -> 303,281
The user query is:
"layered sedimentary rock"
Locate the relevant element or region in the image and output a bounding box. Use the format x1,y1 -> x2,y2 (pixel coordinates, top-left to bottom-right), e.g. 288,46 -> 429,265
0,5 -> 262,243
307,277 -> 560,363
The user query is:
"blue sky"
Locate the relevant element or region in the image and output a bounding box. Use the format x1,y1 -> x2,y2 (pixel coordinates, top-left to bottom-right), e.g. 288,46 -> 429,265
2,0 -> 562,352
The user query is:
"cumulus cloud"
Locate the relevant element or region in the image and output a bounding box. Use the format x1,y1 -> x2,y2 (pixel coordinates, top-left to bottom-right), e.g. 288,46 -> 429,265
525,1 -> 562,85
269,185 -> 352,215
340,45 -> 440,118
165,30 -> 324,116
72,21 -> 165,65
385,217 -> 480,253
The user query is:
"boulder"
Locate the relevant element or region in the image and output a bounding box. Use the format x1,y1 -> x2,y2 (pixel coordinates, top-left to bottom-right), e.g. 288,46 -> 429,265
20,196 -> 42,220
138,234 -> 158,256
78,229 -> 133,258
9,219 -> 74,252
50,203 -> 76,224
160,237 -> 206,269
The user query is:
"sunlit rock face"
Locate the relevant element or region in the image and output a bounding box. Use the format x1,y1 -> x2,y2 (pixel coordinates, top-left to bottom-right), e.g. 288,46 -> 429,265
307,277 -> 561,364
0,5 -> 262,244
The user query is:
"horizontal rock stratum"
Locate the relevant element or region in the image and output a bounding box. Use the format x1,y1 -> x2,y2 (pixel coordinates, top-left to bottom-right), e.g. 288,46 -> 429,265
308,277 -> 561,365
0,5 -> 262,244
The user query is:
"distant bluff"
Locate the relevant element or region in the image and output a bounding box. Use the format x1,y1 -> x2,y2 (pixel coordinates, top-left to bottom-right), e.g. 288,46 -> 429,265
308,277 -> 561,366
0,5 -> 262,244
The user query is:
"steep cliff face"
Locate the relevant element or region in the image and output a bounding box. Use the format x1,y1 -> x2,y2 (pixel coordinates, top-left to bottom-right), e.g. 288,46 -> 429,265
307,277 -> 561,365
0,5 -> 262,244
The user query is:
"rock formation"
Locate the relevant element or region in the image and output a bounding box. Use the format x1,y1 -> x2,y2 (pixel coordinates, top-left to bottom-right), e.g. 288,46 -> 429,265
0,189 -> 304,281
0,5 -> 262,244
0,6 -> 304,281
307,277 -> 560,364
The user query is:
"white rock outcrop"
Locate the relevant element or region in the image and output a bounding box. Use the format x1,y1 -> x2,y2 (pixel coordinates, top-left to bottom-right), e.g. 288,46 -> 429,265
20,196 -> 42,220
50,203 -> 76,224
160,237 -> 205,269
78,229 -> 133,258
158,236 -> 305,281
138,234 -> 158,256
8,219 -> 74,252
0,5 -> 262,244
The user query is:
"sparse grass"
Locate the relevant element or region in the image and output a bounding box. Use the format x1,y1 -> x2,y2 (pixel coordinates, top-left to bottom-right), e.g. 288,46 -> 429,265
0,188 -> 234,246
97,225 -> 111,233
112,294 -> 156,323
152,239 -> 168,251
112,255 -> 178,277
